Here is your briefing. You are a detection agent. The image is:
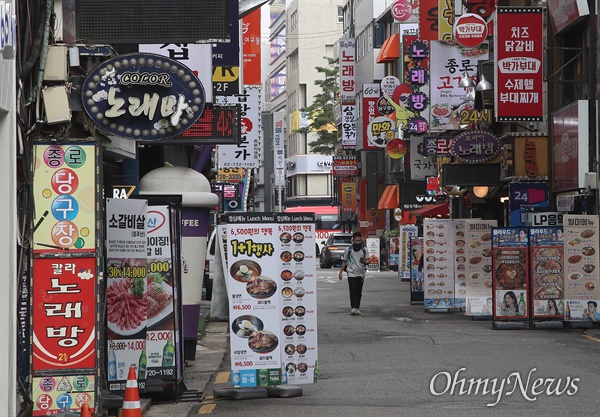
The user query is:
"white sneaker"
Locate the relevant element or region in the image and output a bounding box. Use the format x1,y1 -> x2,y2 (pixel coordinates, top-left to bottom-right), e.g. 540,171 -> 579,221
355,309 -> 362,315
350,308 -> 357,315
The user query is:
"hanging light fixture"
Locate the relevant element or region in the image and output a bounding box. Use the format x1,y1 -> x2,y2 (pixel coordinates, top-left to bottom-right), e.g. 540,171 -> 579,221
476,74 -> 492,91
472,186 -> 489,198
465,87 -> 476,102
458,72 -> 475,88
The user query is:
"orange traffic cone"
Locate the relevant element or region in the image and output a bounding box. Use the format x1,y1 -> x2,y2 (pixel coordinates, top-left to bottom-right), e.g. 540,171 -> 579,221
122,366 -> 142,417
80,402 -> 93,417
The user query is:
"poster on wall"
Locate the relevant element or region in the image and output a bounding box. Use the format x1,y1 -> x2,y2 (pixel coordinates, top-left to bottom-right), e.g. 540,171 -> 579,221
389,235 -> 401,270
453,220 -> 467,309
562,215 -> 600,321
409,237 -> 424,304
423,219 -> 455,309
399,225 -> 418,279
492,227 -> 529,320
32,375 -> 96,416
105,198 -> 148,393
464,220 -> 496,316
529,226 -> 565,319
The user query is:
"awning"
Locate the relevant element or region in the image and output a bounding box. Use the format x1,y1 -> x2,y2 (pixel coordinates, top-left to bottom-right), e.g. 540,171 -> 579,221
376,34 -> 400,63
378,184 -> 399,210
409,203 -> 450,218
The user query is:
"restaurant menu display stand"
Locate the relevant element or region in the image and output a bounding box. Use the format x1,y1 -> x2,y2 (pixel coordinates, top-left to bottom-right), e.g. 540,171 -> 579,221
562,215 -> 599,329
529,226 -> 565,330
491,227 -> 530,330
409,237 -> 424,304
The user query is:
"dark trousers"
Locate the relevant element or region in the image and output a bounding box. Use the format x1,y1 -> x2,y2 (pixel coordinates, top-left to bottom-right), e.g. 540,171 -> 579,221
347,276 -> 364,309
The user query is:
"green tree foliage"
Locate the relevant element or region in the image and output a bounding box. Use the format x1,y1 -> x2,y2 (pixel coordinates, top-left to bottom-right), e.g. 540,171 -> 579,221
297,57 -> 339,155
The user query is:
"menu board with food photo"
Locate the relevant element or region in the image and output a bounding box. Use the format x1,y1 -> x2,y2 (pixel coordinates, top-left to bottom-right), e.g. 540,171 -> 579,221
365,237 -> 381,271
409,237 -> 424,304
227,215 -> 282,387
563,215 -> 600,321
492,228 -> 529,320
400,225 -> 418,279
453,220 -> 467,309
423,219 -> 455,310
145,206 -> 179,382
529,227 -> 565,319
276,213 -> 318,385
105,198 -> 149,393
464,220 -> 496,316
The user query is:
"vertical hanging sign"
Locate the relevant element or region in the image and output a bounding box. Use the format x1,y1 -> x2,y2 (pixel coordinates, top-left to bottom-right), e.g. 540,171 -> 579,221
495,7 -> 544,121
338,39 -> 356,103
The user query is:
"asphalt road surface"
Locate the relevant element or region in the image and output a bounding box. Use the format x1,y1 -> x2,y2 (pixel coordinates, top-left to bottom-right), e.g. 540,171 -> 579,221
161,268 -> 600,416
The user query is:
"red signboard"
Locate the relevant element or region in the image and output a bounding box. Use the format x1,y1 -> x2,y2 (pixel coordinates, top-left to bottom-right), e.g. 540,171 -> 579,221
361,84 -> 381,150
332,157 -> 359,177
33,257 -> 97,371
547,0 -> 589,34
242,9 -> 262,85
495,8 -> 544,121
418,0 -> 439,41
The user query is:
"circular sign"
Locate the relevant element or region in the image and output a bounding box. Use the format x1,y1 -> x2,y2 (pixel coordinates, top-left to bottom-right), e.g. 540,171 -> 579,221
392,0 -> 415,22
82,52 -> 206,141
381,76 -> 402,96
377,97 -> 395,115
453,13 -> 488,48
451,130 -> 501,164
394,208 -> 403,221
406,116 -> 429,135
386,138 -> 408,159
367,116 -> 396,147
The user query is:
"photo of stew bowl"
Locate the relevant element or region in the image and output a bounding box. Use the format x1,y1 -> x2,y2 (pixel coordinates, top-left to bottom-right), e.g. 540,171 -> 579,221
246,276 -> 277,299
284,344 -> 295,355
281,251 -> 292,262
426,240 -> 435,247
582,246 -> 596,256
569,272 -> 581,281
582,264 -> 596,273
281,270 -> 293,281
247,330 -> 279,353
295,305 -> 306,317
293,232 -> 304,243
282,287 -> 293,298
293,251 -> 305,262
297,362 -> 308,373
456,240 -> 465,247
568,255 -> 582,264
280,232 -> 292,243
296,343 -> 307,354
230,260 -> 261,282
295,324 -> 307,336
283,325 -> 295,336
282,306 -> 294,317
231,315 -> 263,338
585,282 -> 596,291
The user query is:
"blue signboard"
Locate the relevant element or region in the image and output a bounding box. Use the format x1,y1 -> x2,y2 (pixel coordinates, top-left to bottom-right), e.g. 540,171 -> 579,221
508,183 -> 549,226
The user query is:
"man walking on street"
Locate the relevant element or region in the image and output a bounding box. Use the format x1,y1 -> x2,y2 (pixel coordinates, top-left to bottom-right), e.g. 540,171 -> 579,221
339,232 -> 367,315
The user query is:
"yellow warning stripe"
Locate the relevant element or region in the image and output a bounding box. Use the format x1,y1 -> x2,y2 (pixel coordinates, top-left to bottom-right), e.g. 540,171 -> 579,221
198,403 -> 216,414
214,372 -> 229,384
583,333 -> 600,343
